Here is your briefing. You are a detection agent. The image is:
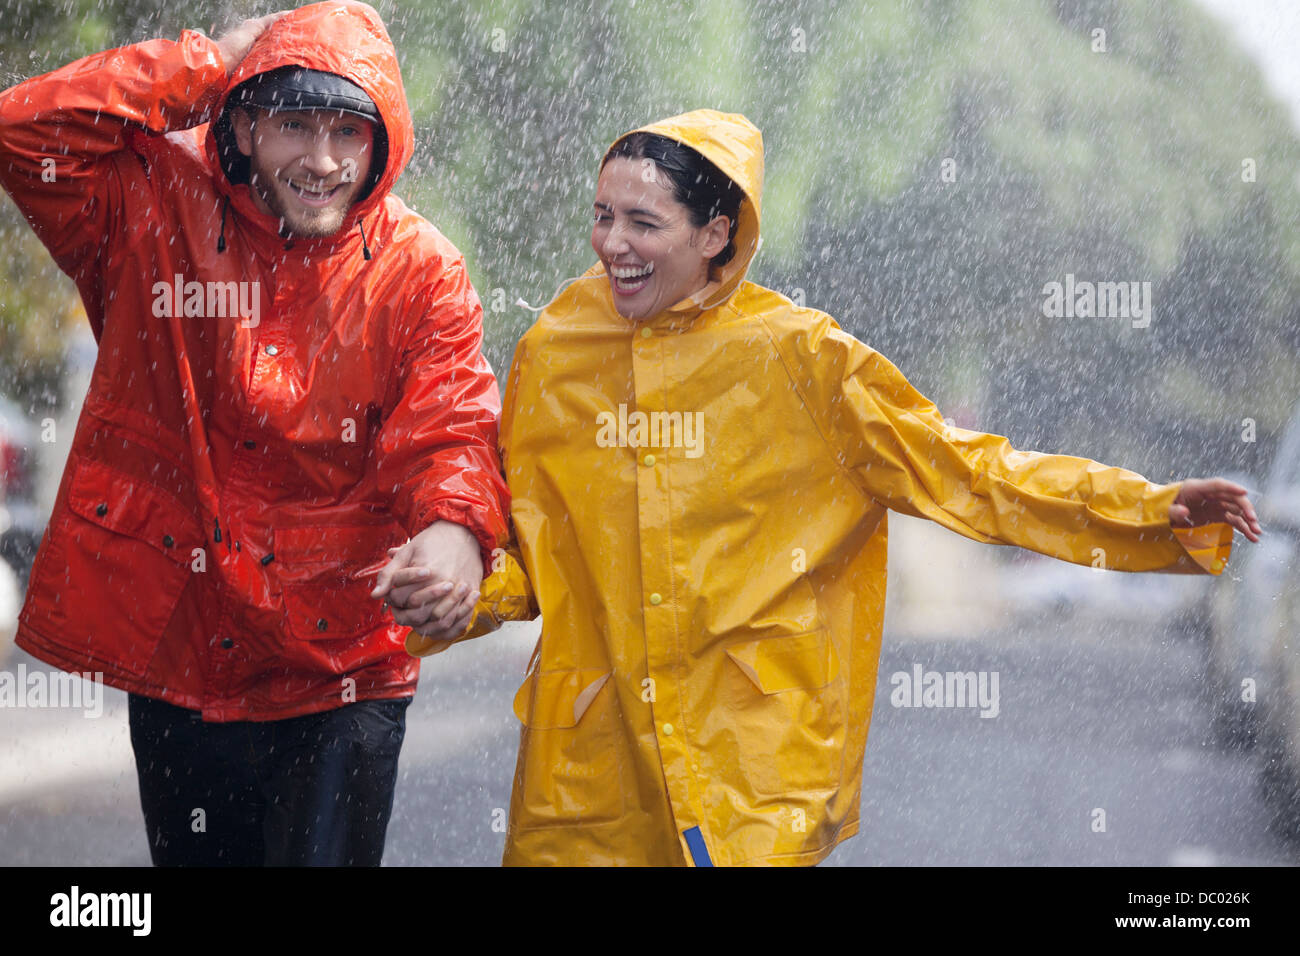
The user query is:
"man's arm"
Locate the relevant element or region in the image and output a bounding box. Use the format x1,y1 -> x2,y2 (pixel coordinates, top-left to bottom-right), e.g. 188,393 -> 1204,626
370,253 -> 511,638
381,322 -> 535,644
0,15 -> 278,333
773,311 -> 1251,573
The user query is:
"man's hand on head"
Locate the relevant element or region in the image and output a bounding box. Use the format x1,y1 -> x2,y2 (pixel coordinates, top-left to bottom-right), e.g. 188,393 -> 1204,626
370,520 -> 484,641
214,12 -> 288,75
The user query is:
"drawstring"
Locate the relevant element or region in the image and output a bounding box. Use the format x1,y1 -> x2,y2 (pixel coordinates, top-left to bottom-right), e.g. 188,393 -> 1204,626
357,218 -> 372,260
516,274 -> 586,313
217,195 -> 230,253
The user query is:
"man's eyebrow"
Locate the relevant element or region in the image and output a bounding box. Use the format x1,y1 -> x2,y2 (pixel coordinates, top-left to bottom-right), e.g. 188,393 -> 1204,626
262,110 -> 312,124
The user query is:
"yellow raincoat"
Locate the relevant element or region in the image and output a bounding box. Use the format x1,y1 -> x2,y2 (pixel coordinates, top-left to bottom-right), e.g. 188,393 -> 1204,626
409,110 -> 1234,866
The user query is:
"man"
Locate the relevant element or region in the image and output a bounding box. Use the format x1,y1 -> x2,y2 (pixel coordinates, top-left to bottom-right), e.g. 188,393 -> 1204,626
0,1 -> 507,865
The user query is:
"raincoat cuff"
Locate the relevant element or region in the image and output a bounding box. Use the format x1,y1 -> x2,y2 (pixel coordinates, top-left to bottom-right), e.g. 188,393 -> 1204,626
404,599 -> 498,657
180,28 -> 221,64
404,628 -> 461,658
176,30 -> 228,111
1153,480 -> 1234,575
1170,522 -> 1234,575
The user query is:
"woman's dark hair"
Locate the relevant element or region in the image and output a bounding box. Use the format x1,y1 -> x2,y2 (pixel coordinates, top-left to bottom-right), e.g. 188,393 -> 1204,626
603,132 -> 744,268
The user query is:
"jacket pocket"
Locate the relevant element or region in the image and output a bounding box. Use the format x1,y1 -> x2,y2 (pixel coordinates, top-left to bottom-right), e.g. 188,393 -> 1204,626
66,459 -> 203,566
31,459 -> 202,659
722,628 -> 846,796
274,525 -> 402,642
511,666 -> 625,828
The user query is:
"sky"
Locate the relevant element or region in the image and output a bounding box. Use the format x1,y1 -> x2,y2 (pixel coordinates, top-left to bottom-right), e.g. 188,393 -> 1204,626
1194,0 -> 1300,131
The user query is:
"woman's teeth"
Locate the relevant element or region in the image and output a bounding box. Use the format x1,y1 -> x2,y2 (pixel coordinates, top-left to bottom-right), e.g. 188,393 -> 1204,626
612,263 -> 653,293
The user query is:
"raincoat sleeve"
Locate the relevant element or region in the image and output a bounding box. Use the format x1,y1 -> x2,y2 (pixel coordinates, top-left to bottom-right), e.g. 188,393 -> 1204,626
777,312 -> 1233,574
0,31 -> 227,334
375,253 -> 511,574
404,337 -> 539,657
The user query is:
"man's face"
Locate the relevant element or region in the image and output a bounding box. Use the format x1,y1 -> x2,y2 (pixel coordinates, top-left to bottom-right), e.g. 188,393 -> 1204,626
231,107 -> 376,238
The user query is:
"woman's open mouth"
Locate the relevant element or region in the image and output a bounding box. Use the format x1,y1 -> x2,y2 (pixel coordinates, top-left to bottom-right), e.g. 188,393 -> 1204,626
288,181 -> 343,208
610,262 -> 653,295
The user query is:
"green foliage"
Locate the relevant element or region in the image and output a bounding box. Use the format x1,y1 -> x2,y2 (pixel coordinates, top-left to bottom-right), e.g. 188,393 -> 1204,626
1,0 -> 1297,482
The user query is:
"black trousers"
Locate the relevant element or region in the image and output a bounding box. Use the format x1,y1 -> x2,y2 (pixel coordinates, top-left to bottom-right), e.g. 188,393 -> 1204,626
127,693 -> 410,866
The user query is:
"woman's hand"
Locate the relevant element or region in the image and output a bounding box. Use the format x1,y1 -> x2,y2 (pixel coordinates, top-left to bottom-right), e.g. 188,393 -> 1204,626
1169,477 -> 1261,542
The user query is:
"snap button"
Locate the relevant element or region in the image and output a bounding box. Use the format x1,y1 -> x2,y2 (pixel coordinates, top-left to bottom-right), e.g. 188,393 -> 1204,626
265,344 -> 279,356
642,454 -> 656,467
162,535 -> 174,548
649,593 -> 662,605
95,503 -> 108,517
219,637 -> 234,649
640,327 -> 653,338
316,618 -> 328,632
662,723 -> 674,736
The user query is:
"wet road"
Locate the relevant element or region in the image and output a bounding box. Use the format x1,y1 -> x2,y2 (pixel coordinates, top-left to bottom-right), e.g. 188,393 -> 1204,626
2,610 -> 1296,866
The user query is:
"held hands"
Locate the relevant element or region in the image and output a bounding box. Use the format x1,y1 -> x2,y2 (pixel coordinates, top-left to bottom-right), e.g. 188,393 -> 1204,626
213,12 -> 288,74
1170,478 -> 1261,543
370,520 -> 483,642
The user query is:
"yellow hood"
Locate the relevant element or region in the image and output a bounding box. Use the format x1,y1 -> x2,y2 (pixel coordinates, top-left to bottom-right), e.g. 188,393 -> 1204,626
601,109 -> 764,313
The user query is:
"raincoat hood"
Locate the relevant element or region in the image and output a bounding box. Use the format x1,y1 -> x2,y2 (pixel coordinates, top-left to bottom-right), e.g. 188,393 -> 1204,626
601,109 -> 764,314
206,0 -> 413,223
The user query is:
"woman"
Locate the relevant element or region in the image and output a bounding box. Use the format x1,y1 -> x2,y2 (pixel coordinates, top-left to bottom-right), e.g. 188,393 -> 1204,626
399,109 -> 1259,866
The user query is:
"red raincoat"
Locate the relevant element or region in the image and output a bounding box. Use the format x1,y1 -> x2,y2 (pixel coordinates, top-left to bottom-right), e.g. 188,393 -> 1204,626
0,1 -> 509,720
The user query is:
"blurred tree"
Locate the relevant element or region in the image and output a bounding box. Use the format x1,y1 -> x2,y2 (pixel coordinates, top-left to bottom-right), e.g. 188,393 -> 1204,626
0,0 -> 234,408
1,0 -> 1297,485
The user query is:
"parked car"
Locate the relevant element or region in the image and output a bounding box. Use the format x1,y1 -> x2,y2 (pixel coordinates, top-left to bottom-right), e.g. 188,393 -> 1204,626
1197,399 -> 1300,835
0,547 -> 17,663
1258,566 -> 1300,838
1255,433 -> 1300,837
1204,482 -> 1288,748
0,395 -> 43,590
1202,409 -> 1300,753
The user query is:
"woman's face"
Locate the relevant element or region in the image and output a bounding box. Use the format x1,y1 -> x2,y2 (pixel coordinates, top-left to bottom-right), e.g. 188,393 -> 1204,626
590,156 -> 730,322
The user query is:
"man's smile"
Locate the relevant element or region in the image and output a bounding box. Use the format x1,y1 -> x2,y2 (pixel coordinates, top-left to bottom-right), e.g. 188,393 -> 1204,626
287,179 -> 345,207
